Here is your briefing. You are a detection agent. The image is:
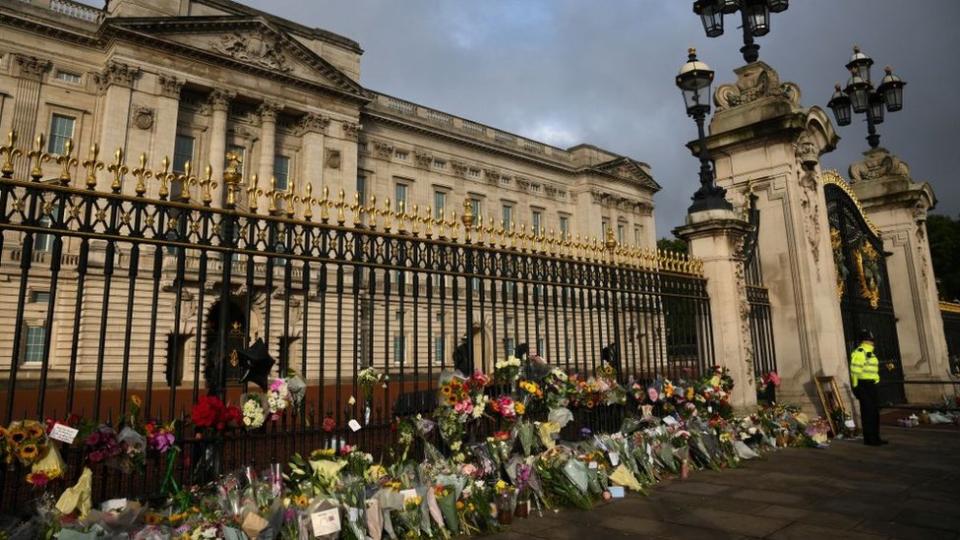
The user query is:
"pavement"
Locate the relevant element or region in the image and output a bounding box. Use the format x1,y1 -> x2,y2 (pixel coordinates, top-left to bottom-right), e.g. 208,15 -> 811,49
486,427 -> 960,539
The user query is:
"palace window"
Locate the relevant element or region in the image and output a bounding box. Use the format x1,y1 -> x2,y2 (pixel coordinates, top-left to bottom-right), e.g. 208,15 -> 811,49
502,204 -> 513,230
54,70 -> 81,84
433,190 -> 447,220
503,336 -> 516,358
559,215 -> 570,239
617,222 -> 625,244
469,197 -> 482,219
173,135 -> 194,174
273,155 -> 291,191
394,183 -> 409,213
21,325 -> 46,366
35,212 -> 55,253
432,159 -> 446,170
357,175 -> 368,205
394,150 -> 409,161
47,114 -> 75,156
634,226 -> 642,246
601,218 -> 610,239
532,209 -> 543,235
30,291 -> 50,303
467,168 -> 481,179
165,333 -> 188,386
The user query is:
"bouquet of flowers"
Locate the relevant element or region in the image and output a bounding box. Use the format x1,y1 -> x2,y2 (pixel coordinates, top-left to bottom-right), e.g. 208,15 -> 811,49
493,356 -> 522,385
804,417 -> 831,447
434,484 -> 460,534
757,371 -> 780,403
541,368 -> 572,408
358,366 -> 388,402
536,446 -> 593,510
3,420 -> 49,467
267,378 -> 291,418
241,394 -> 266,430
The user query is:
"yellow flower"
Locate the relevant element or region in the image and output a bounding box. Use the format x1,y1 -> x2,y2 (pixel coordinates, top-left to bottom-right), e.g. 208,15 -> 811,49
515,403 -> 526,415
131,395 -> 143,408
8,427 -> 28,445
24,422 -> 45,440
19,444 -> 39,461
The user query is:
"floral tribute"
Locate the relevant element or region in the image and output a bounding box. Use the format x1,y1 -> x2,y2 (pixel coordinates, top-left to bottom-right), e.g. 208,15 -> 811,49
3,356 -> 829,539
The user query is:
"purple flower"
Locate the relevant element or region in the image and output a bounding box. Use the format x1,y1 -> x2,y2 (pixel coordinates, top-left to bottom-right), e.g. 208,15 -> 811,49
283,508 -> 297,523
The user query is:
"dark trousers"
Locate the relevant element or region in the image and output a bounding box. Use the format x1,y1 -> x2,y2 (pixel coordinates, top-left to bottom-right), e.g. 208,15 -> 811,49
855,381 -> 880,443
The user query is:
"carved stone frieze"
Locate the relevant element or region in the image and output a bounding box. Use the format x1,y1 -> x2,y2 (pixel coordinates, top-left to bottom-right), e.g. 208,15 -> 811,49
798,169 -> 822,272
588,188 -> 651,214
413,150 -> 433,169
207,89 -> 236,113
95,61 -> 141,92
714,61 -> 801,112
341,122 -> 361,141
296,113 -> 330,135
733,235 -> 755,379
325,149 -> 341,169
848,147 -> 911,183
451,161 -> 468,177
256,100 -> 282,124
483,169 -> 501,184
132,106 -> 155,130
158,74 -> 184,99
211,30 -> 292,73
13,54 -> 51,80
372,140 -> 394,158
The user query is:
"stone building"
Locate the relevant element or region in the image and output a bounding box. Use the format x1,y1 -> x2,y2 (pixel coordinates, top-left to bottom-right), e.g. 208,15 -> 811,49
0,0 -> 667,405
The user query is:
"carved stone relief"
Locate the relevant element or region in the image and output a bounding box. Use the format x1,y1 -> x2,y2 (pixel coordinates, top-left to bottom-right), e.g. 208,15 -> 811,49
341,122 -> 361,141
13,54 -> 51,80
212,31 -> 292,73
95,61 -> 141,92
132,106 -> 155,130
373,140 -> 394,159
158,74 -> 184,99
714,62 -> 801,112
325,149 -> 341,169
733,235 -> 755,379
848,147 -> 911,183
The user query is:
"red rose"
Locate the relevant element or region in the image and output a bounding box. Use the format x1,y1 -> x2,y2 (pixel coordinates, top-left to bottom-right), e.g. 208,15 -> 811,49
322,416 -> 336,433
220,405 -> 242,429
191,396 -> 225,428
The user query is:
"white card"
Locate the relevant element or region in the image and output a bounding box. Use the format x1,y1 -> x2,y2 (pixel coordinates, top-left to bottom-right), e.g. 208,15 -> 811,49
347,507 -> 360,522
662,416 -> 679,427
609,486 -> 625,498
588,461 -> 598,470
101,498 -> 127,513
311,508 -> 341,537
49,423 -> 79,444
609,451 -> 620,467
399,488 -> 418,501
348,419 -> 362,432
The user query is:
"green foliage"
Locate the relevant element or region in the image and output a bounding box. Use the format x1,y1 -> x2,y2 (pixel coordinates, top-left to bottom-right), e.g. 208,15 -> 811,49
927,214 -> 960,301
656,237 -> 687,254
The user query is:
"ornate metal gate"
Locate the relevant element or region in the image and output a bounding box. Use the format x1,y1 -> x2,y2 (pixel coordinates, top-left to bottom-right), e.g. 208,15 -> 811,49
824,172 -> 905,404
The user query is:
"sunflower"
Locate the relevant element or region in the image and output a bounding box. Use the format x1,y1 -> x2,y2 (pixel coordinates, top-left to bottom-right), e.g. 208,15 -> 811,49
144,512 -> 165,525
293,494 -> 310,507
514,402 -> 526,415
7,427 -> 27,445
25,422 -> 45,439
18,443 -> 39,461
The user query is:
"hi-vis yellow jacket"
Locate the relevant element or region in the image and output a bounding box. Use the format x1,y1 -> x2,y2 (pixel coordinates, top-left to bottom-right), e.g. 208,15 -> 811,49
850,341 -> 880,388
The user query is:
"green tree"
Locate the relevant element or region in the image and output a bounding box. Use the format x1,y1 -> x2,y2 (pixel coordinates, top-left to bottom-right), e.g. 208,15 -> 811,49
928,214 -> 960,302
657,236 -> 687,254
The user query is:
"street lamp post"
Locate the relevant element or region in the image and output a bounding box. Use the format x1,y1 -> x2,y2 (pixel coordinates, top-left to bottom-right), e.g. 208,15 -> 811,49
692,0 -> 788,64
677,48 -> 732,213
827,46 -> 906,149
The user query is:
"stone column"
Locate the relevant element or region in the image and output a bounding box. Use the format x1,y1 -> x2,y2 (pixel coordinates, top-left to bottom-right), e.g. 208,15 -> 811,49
849,148 -> 954,401
336,120 -> 361,195
255,100 -> 281,212
676,209 -> 757,410
207,89 -> 234,207
701,61 -> 850,412
296,113 -> 329,190
94,62 -> 140,192
150,74 -> 183,199
10,55 -> 51,179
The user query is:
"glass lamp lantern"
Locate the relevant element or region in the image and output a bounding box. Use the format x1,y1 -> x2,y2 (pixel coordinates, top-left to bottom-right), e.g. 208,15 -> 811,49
867,92 -> 885,125
767,0 -> 788,13
844,70 -> 872,114
744,0 -> 770,36
676,48 -> 715,116
720,0 -> 740,14
827,84 -> 852,127
878,66 -> 905,112
846,46 -> 874,83
693,0 -> 725,37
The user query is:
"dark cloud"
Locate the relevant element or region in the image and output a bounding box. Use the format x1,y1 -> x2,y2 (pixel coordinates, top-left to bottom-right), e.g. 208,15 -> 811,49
110,0 -> 960,236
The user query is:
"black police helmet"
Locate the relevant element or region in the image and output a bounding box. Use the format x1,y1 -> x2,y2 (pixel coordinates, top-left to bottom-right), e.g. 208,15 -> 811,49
858,329 -> 875,343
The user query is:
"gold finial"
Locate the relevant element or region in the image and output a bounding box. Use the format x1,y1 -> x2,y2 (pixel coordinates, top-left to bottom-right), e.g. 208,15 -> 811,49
474,213 -> 484,243
319,186 -> 330,222
246,174 -> 264,213
396,200 -> 407,233
410,204 -> 420,235
688,47 -> 696,56
302,183 -> 318,221
366,194 -> 378,229
107,147 -> 128,193
154,156 -> 173,200
337,188 -> 346,224
224,152 -> 243,208
435,207 -> 444,238
0,131 -> 20,178
448,210 -> 459,241
265,176 -> 280,214
350,192 -> 363,226
55,138 -> 78,185
283,180 -> 297,217
27,133 -> 50,180
423,206 -> 433,237
198,164 -> 219,206
519,224 -> 527,251
178,161 -> 197,202
605,226 -> 617,251
131,152 -> 152,196
82,143 -> 104,189
382,197 -> 392,231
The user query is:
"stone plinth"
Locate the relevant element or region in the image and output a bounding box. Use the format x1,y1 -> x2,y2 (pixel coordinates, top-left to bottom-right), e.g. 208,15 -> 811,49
696,61 -> 853,413
675,209 -> 757,411
849,148 -> 956,402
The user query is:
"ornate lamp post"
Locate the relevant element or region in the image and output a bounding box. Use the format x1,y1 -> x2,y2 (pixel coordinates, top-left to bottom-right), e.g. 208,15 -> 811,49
692,0 -> 788,63
677,48 -> 732,213
827,46 -> 906,149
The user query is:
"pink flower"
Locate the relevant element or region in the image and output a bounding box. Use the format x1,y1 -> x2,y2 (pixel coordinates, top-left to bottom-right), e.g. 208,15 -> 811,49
340,444 -> 354,455
454,400 -> 473,415
460,463 -> 478,477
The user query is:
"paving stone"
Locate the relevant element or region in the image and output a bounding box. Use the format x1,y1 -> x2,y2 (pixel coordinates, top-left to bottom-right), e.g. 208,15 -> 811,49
660,481 -> 730,496
797,510 -> 863,529
658,507 -> 789,537
892,509 -> 960,534
601,515 -> 741,540
749,504 -> 809,520
768,522 -> 886,540
855,520 -> 959,540
728,488 -> 808,506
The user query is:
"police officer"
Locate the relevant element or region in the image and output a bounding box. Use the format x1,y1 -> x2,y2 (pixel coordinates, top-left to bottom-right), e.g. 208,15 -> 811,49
850,330 -> 888,446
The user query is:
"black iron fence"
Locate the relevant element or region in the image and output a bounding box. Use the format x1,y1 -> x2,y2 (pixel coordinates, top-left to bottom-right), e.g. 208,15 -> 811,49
742,190 -> 777,380
0,139 -> 713,507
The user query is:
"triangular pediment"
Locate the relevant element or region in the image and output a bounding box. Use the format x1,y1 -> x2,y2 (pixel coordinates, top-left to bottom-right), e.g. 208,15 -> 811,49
106,17 -> 367,100
591,157 -> 661,192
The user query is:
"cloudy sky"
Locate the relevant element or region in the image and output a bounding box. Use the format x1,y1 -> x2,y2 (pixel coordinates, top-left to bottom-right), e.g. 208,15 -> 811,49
98,0 -> 960,237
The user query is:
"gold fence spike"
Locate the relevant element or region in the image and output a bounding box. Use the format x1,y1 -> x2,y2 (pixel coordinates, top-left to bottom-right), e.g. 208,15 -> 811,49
264,176 -> 279,214
0,131 -> 20,177
318,186 -> 330,223
449,211 -> 459,241
131,152 -> 152,196
423,206 -> 433,238
284,180 -> 297,218
154,156 -> 173,200
410,204 -> 420,235
301,183 -> 317,221
55,138 -> 78,185
351,192 -> 363,226
366,194 -> 377,229
27,133 -> 50,180
199,164 -> 218,206
107,147 -> 129,194
396,200 -> 407,232
246,173 -> 263,213
382,197 -> 392,231
337,189 -> 346,224
82,143 -> 104,190
178,161 -> 197,202
434,207 -> 444,238
223,152 -> 242,208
